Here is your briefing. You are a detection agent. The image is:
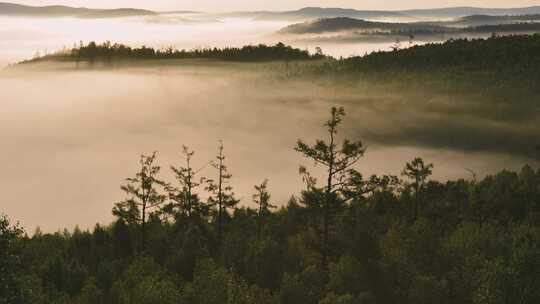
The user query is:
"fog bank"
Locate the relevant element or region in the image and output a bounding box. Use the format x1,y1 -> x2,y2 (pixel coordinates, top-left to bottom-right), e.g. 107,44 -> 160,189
1,63 -> 534,231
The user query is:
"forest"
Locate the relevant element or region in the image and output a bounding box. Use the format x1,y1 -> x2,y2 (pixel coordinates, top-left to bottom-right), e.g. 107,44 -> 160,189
1,106 -> 539,304
21,34 -> 540,84
19,42 -> 322,64
312,34 -> 540,100
338,34 -> 540,73
278,16 -> 540,36
3,34 -> 540,304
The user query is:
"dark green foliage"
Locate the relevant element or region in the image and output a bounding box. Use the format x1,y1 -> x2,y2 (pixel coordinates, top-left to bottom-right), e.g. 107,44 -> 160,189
253,180 -> 276,239
340,34 -> 540,79
206,142 -> 239,245
295,106 -> 366,269
5,35 -> 540,303
402,158 -> 434,220
166,146 -> 208,220
0,215 -> 24,304
113,152 -> 167,253
23,41 -> 322,64
2,106 -> 539,304
4,161 -> 540,304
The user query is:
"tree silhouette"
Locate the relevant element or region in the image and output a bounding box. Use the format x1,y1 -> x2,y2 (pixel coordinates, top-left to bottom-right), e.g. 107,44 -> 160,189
295,106 -> 366,270
206,142 -> 238,246
166,146 -> 207,220
0,215 -> 24,303
402,157 -> 433,220
252,179 -> 275,239
113,152 -> 167,253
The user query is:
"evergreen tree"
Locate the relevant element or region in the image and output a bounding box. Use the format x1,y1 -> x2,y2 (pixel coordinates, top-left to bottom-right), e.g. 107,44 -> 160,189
166,146 -> 207,220
113,152 -> 167,253
0,215 -> 23,304
253,179 -> 275,239
3,106 -> 540,304
206,142 -> 238,245
295,106 -> 366,270
401,158 -> 433,220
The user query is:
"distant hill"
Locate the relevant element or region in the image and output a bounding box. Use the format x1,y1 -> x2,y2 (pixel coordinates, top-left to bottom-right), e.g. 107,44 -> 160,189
228,6 -> 540,21
456,14 -> 540,25
278,16 -> 540,36
401,6 -> 540,18
0,2 -> 157,18
279,17 -> 449,34
4,3 -> 540,21
248,7 -> 406,21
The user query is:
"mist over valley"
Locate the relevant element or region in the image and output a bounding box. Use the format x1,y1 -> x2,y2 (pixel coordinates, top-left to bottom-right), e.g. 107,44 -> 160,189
1,3 -> 540,303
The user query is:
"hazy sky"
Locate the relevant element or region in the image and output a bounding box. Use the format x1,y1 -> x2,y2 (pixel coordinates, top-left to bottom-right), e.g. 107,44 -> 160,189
8,0 -> 540,12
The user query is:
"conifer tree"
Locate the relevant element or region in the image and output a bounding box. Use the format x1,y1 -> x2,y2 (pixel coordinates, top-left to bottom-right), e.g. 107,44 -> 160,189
0,215 -> 23,304
295,106 -> 366,270
206,142 -> 238,245
402,157 -> 433,220
252,179 -> 275,239
166,146 -> 207,220
113,152 -> 167,252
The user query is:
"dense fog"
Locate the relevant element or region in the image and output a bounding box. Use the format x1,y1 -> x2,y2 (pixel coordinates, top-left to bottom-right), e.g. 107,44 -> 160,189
1,61 -> 533,231
0,15 -> 410,67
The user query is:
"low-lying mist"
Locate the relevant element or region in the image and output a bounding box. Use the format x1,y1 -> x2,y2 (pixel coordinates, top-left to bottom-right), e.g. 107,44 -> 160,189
0,16 -> 290,66
0,15 -> 439,66
1,61 -> 536,232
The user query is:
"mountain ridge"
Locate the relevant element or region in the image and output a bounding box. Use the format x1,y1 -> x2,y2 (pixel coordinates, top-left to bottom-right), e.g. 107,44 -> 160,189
0,2 -> 157,18
230,5 -> 540,20
3,2 -> 540,20
278,16 -> 540,37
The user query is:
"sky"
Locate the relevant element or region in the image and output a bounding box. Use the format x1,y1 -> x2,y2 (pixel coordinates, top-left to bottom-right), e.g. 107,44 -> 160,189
7,0 -> 540,12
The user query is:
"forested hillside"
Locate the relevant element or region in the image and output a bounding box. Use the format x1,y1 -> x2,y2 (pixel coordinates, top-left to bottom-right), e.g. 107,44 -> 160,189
339,34 -> 540,72
22,34 -> 540,80
309,34 -> 540,92
278,17 -> 449,34
19,42 -> 321,65
2,106 -> 539,304
278,16 -> 540,35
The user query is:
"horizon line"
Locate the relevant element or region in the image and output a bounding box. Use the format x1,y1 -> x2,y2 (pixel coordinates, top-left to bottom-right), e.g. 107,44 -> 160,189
2,2 -> 540,14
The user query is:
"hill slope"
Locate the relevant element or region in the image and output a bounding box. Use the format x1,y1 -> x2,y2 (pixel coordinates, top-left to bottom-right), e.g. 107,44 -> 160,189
279,17 -> 449,34
341,34 -> 540,77
402,6 -> 540,17
232,6 -> 540,21
278,17 -> 540,36
0,2 -> 157,18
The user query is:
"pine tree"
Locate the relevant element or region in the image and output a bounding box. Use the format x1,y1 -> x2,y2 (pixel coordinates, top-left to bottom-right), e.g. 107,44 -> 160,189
206,142 -> 238,245
0,215 -> 24,304
402,157 -> 433,220
166,146 -> 207,220
253,179 -> 275,239
295,106 -> 366,270
113,152 -> 167,253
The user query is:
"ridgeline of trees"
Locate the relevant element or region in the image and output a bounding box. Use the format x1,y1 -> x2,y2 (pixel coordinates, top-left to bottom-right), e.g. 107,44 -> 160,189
278,17 -> 450,35
2,107 -> 539,304
297,34 -> 540,96
22,41 -> 323,64
458,14 -> 540,23
464,22 -> 540,33
18,35 -> 540,85
278,16 -> 540,36
338,34 -> 540,74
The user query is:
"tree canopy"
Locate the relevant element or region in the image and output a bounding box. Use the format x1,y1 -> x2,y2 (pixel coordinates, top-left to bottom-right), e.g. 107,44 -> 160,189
2,106 -> 539,304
